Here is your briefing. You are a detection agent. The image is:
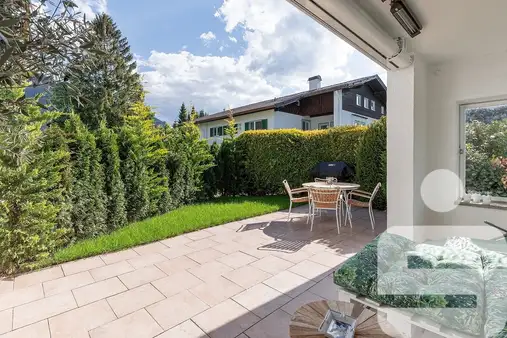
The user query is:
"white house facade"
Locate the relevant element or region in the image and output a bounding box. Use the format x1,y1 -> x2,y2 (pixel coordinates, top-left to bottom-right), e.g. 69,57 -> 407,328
195,75 -> 386,144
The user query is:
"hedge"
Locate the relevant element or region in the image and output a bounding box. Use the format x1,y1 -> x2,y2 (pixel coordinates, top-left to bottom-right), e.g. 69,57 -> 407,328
235,126 -> 367,195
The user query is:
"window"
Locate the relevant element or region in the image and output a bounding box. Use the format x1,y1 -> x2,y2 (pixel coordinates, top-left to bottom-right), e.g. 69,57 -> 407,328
356,94 -> 362,106
318,122 -> 331,130
244,119 -> 268,131
381,106 -> 385,115
210,127 -> 216,137
460,99 -> 507,201
302,119 -> 311,131
352,114 -> 367,126
371,101 -> 376,111
364,97 -> 369,109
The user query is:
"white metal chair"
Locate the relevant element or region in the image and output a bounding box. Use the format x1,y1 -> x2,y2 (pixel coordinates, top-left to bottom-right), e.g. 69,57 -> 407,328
308,187 -> 343,234
346,183 -> 382,229
283,180 -> 310,223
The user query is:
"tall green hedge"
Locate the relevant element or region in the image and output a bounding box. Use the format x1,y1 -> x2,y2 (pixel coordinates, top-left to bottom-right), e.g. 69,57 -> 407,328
235,126 -> 366,194
355,117 -> 387,210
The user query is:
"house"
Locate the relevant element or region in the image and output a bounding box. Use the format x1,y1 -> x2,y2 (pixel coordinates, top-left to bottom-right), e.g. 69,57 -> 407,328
285,0 -> 507,243
194,75 -> 386,143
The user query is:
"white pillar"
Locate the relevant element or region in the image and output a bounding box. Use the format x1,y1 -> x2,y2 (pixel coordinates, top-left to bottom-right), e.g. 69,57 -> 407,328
333,90 -> 343,127
386,56 -> 428,242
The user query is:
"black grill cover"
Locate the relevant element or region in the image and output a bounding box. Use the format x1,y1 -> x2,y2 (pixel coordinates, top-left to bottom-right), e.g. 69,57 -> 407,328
310,162 -> 355,181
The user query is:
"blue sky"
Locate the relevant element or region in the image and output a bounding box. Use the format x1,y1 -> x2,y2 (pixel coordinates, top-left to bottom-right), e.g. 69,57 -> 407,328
75,0 -> 385,122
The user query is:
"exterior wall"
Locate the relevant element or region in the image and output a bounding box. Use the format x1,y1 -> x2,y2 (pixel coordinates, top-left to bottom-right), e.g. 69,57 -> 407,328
309,115 -> 334,130
340,110 -> 376,126
342,87 -> 385,119
422,52 -> 507,240
274,111 -> 303,129
198,109 -> 275,144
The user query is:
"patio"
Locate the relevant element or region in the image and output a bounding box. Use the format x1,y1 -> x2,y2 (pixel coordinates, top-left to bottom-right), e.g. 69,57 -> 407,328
0,206 -> 385,338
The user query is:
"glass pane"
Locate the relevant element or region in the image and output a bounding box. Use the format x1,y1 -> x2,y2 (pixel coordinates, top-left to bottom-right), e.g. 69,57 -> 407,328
255,120 -> 263,130
464,102 -> 507,199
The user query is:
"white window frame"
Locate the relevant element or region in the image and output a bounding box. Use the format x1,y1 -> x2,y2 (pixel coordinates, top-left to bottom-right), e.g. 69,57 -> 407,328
318,122 -> 331,130
381,106 -> 385,115
459,98 -> 507,202
363,97 -> 369,109
302,119 -> 311,131
352,114 -> 367,126
370,100 -> 376,111
356,94 -> 362,106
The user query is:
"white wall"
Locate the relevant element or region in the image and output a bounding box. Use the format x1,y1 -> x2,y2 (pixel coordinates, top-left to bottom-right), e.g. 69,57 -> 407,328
197,109 -> 275,144
309,115 -> 334,130
274,111 -> 303,129
423,51 -> 507,239
340,110 -> 376,126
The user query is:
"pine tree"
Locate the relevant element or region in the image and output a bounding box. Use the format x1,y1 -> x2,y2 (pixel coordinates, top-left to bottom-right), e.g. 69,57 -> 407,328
189,105 -> 199,122
64,114 -> 107,238
198,110 -> 207,118
51,14 -> 143,129
120,102 -> 168,221
0,87 -> 70,273
96,123 -> 127,230
174,103 -> 189,127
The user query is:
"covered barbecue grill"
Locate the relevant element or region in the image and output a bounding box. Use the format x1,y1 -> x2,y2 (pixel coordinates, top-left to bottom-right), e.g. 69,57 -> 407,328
310,161 -> 355,181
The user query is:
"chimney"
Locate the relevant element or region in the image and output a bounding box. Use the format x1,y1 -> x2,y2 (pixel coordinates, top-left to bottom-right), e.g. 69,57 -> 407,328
308,75 -> 322,90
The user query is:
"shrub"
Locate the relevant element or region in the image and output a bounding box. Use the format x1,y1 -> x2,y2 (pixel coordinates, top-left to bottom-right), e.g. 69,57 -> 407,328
0,89 -> 69,273
355,117 -> 387,210
235,126 -> 366,195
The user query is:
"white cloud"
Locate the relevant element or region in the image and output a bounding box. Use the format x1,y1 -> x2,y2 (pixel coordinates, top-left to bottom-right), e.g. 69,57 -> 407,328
73,0 -> 107,19
199,31 -> 217,41
229,36 -> 238,43
141,0 -> 385,122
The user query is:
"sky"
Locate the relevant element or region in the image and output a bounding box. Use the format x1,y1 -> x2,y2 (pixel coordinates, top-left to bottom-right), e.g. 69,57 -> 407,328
74,0 -> 386,123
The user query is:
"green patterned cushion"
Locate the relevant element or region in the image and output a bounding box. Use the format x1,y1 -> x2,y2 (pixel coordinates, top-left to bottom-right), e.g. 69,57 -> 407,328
482,250 -> 507,338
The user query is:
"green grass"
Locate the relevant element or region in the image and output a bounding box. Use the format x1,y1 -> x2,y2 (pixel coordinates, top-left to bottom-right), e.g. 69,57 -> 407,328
51,195 -> 290,265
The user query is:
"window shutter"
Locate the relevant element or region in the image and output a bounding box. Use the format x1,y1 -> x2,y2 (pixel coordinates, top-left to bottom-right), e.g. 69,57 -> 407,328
244,122 -> 250,131
261,119 -> 268,129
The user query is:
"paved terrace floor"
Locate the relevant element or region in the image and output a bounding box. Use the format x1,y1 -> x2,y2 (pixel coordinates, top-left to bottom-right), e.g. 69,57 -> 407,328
0,206 -> 386,338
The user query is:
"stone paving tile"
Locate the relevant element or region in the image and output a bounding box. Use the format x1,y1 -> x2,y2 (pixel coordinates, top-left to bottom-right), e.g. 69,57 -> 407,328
156,320 -> 209,338
61,256 -> 105,276
147,290 -> 209,330
132,242 -> 169,255
185,238 -> 221,250
212,242 -> 243,254
184,229 -> 214,241
244,309 -> 291,338
189,277 -> 243,307
249,255 -> 294,275
43,271 -> 95,297
188,261 -> 233,280
0,320 -> 50,338
280,291 -> 324,316
152,271 -> 203,298
0,284 -> 44,312
155,256 -> 200,275
48,300 -> 116,338
0,309 -> 12,334
269,250 -> 313,264
205,225 -> 235,236
0,281 -> 13,296
192,299 -> 260,338
72,277 -> 127,306
107,284 -> 165,318
307,251 -> 348,268
160,235 -> 193,248
89,309 -> 163,338
127,253 -> 167,269
14,266 -> 63,290
221,221 -> 245,231
217,252 -> 257,269
119,265 -> 166,289
232,283 -> 291,318
89,260 -> 134,281
287,260 -> 331,282
186,248 -> 225,264
12,292 -> 76,329
236,334 -> 249,338
222,266 -> 272,289
239,248 -> 274,259
306,274 -> 338,300
160,245 -> 197,260
263,271 -> 315,298
100,249 -> 139,265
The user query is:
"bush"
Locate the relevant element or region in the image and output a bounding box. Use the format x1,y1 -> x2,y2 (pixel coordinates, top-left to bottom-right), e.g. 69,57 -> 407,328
355,117 -> 387,210
235,126 -> 366,195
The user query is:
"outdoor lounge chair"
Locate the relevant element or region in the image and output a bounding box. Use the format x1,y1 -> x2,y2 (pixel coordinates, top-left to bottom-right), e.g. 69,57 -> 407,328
282,180 -> 310,223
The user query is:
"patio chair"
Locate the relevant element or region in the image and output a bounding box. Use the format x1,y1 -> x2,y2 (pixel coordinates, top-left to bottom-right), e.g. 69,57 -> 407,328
282,180 -> 310,223
346,182 -> 381,230
308,187 -> 343,234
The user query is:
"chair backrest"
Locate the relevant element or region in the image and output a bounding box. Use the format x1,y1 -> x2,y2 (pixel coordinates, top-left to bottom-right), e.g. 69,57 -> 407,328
309,187 -> 341,206
371,183 -> 382,201
282,180 -> 292,198
314,177 -> 338,183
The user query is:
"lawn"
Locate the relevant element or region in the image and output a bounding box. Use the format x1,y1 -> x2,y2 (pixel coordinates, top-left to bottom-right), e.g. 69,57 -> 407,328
51,195 -> 291,265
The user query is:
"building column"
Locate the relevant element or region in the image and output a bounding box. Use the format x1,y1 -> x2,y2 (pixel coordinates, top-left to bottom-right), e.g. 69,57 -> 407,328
333,90 -> 343,127
386,56 -> 428,241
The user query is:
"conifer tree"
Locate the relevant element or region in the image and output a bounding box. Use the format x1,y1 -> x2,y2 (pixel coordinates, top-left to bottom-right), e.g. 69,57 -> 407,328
174,103 -> 189,127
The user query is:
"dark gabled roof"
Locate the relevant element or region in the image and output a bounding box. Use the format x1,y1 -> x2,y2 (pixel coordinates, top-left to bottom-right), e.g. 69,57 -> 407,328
194,75 -> 386,124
